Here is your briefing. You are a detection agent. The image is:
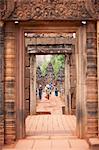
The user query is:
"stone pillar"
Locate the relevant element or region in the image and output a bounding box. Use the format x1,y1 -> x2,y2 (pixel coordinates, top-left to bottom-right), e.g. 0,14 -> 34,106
86,21 -> 98,138
30,54 -> 36,115
76,25 -> 87,138
97,21 -> 99,137
16,26 -> 25,139
70,50 -> 76,115
25,47 -> 30,117
65,54 -> 71,114
67,55 -> 71,115
4,23 -> 16,144
0,21 -> 4,146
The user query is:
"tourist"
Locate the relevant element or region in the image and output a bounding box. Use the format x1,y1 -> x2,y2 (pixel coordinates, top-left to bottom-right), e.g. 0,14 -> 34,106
38,84 -> 43,100
55,87 -> 58,96
45,84 -> 50,100
49,82 -> 53,94
36,88 -> 38,98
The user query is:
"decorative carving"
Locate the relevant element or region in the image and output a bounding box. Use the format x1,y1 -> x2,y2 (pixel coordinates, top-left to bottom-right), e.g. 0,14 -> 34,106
8,0 -> 95,20
85,0 -> 99,19
28,44 -> 72,54
0,0 -> 99,20
0,0 -> 15,20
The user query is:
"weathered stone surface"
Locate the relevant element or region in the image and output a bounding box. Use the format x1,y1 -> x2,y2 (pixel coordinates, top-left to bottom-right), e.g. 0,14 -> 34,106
70,52 -> 76,115
0,1 -> 15,20
89,138 -> 99,150
25,47 -> 30,116
0,0 -> 99,145
0,0 -> 99,21
28,44 -> 72,54
85,0 -> 99,19
3,0 -> 99,20
0,22 -> 4,145
4,22 -> 16,144
86,21 -> 98,138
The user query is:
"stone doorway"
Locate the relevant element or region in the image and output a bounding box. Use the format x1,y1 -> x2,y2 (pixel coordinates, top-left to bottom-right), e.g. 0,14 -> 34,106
25,32 -> 76,116
36,54 -> 66,115
16,21 -> 87,142
26,53 -> 77,139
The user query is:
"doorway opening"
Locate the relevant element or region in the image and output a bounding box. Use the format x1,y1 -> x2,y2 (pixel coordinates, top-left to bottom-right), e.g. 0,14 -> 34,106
36,54 -> 65,115
24,32 -> 77,138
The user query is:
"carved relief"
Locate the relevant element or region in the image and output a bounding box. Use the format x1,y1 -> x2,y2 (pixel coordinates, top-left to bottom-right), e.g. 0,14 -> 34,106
0,0 -> 99,20
8,0 -> 94,20
85,0 -> 99,19
0,0 -> 15,20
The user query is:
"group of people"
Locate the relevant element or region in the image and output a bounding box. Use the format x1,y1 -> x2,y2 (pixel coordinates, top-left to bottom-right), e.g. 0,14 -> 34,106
37,83 -> 58,100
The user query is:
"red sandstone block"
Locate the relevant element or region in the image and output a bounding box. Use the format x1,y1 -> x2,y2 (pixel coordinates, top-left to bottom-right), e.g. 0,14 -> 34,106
89,138 -> 99,150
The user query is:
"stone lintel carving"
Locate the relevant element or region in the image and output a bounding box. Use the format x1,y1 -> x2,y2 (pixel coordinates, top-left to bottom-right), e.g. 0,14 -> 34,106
0,0 -> 99,21
0,0 -> 16,20
27,44 -> 72,54
85,0 -> 99,19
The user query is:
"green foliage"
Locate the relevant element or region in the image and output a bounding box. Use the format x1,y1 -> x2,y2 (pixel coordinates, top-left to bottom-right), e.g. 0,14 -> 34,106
40,55 -> 65,78
51,55 -> 65,78
41,60 -> 49,76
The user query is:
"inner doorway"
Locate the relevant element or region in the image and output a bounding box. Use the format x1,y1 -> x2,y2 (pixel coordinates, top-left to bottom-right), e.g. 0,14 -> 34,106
36,54 -> 65,115
25,32 -> 77,138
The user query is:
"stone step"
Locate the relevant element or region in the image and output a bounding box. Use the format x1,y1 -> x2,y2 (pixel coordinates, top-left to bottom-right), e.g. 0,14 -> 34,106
26,135 -> 77,140
3,148 -> 89,150
88,138 -> 99,150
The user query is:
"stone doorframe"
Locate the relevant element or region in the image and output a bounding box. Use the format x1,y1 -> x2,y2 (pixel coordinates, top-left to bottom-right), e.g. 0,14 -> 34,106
28,43 -> 73,115
16,22 -> 87,139
30,54 -> 36,115
29,54 -> 70,116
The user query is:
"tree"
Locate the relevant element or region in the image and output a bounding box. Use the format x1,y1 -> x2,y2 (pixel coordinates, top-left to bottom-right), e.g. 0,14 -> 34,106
40,60 -> 49,76
50,55 -> 65,79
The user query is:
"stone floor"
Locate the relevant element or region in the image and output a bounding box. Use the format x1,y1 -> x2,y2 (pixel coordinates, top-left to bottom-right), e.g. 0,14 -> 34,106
3,138 -> 89,150
26,115 -> 76,137
36,92 -> 65,114
3,93 -> 89,150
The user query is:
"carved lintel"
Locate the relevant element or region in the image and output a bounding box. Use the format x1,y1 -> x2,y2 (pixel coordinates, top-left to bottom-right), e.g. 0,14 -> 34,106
7,0 -> 98,21
27,44 -> 72,54
0,0 -> 99,21
0,0 -> 16,20
85,0 -> 99,19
